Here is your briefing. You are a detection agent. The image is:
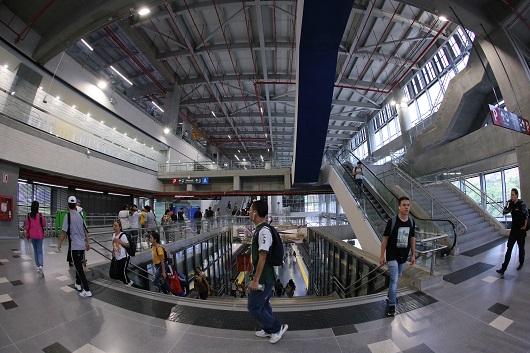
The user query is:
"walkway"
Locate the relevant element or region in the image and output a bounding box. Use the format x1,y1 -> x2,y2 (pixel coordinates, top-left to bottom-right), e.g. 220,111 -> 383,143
0,236 -> 529,353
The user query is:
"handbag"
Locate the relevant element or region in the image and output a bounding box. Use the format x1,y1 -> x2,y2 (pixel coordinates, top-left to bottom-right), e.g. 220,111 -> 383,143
109,257 -> 120,279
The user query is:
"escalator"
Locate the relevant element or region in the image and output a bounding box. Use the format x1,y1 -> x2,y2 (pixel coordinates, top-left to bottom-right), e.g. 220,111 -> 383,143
323,151 -> 457,258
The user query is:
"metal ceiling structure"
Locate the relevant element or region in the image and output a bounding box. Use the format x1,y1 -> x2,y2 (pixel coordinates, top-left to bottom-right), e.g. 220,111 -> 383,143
1,0 -> 525,166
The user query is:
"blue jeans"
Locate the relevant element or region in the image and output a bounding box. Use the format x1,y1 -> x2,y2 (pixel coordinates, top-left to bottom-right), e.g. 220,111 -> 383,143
387,260 -> 405,306
30,238 -> 44,267
247,284 -> 282,334
153,263 -> 170,293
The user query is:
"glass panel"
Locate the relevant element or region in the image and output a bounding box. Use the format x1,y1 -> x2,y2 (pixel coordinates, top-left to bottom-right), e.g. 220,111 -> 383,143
505,167 -> 520,201
485,171 -> 503,216
408,102 -> 418,126
465,176 -> 481,204
416,93 -> 431,119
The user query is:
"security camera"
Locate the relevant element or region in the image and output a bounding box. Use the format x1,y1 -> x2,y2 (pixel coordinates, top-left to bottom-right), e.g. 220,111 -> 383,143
43,95 -> 48,104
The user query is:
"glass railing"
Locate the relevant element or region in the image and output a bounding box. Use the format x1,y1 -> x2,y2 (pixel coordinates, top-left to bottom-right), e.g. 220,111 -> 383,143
158,159 -> 291,174
378,164 -> 467,235
328,154 -> 389,239
0,66 -> 164,170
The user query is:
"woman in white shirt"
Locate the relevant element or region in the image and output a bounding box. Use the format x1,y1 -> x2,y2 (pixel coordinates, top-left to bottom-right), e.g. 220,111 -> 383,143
112,220 -> 133,286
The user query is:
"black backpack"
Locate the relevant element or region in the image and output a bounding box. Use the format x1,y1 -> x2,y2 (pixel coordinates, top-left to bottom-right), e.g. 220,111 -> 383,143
119,232 -> 136,257
261,224 -> 284,266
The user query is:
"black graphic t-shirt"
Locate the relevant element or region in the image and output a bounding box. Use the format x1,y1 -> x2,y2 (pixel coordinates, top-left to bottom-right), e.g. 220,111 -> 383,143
383,217 -> 415,264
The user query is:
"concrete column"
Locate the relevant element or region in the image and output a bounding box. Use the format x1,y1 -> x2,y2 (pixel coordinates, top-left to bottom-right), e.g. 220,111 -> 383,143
366,117 -> 376,157
479,27 -> 530,201
162,86 -> 181,134
9,63 -> 43,125
234,176 -> 240,191
270,195 -> 282,215
396,101 -> 412,146
325,194 -> 331,226
284,174 -> 291,190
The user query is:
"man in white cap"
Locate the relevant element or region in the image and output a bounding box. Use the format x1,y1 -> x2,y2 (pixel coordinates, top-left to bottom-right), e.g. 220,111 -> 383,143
58,196 -> 92,297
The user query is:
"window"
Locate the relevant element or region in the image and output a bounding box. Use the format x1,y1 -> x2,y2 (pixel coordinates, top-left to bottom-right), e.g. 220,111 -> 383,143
408,102 -> 418,125
416,93 -> 431,119
428,81 -> 443,111
465,176 -> 481,205
504,167 -> 520,201
485,171 -> 503,217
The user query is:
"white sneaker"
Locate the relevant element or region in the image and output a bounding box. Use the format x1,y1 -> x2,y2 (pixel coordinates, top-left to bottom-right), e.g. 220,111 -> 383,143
126,281 -> 134,287
74,284 -> 82,291
255,330 -> 271,338
79,290 -> 92,297
269,324 -> 288,344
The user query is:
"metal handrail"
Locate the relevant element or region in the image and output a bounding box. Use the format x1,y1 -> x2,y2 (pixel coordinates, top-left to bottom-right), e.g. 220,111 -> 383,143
382,164 -> 467,234
460,179 -> 506,218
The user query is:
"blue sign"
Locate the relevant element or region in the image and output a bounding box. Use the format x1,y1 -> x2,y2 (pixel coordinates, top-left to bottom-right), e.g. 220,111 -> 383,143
201,177 -> 209,184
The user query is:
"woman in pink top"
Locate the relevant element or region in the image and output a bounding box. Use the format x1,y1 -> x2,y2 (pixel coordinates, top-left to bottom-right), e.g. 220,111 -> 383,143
25,201 -> 45,277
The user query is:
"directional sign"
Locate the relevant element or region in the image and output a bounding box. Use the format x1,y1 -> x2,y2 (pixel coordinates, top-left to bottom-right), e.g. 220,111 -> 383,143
201,177 -> 209,184
490,104 -> 530,135
173,177 -> 208,185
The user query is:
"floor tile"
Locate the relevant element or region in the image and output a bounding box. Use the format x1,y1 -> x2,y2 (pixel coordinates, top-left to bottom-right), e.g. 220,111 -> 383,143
402,343 -> 435,353
42,342 -> 71,353
1,301 -> 18,310
367,339 -> 400,353
488,303 -> 509,315
56,276 -> 71,281
0,277 -> 8,284
73,344 -> 106,353
0,259 -> 8,263
0,294 -> 12,303
489,316 -> 513,331
61,286 -> 76,293
482,275 -> 499,283
9,280 -> 23,286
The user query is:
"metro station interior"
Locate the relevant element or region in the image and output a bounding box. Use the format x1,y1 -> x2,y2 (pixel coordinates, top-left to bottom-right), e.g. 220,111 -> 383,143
0,0 -> 530,352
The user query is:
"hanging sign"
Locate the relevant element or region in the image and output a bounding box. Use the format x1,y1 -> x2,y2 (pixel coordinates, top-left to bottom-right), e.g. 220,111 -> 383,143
490,104 -> 530,135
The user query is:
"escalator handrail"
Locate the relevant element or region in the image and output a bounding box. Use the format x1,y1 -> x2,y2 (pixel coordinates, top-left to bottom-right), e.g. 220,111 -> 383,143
337,150 -> 457,252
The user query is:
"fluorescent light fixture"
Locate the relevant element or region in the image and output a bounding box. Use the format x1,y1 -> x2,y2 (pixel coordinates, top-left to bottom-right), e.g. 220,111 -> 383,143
76,188 -> 103,194
238,149 -> 241,153
3,64 -> 7,69
211,111 -> 217,118
38,86 -> 43,90
18,179 -> 27,182
228,135 -> 231,139
87,113 -> 90,117
261,155 -> 264,160
100,120 -> 104,124
110,66 -> 133,85
267,148 -> 270,152
439,16 -> 448,22
10,91 -> 15,95
108,192 -> 130,197
134,138 -> 137,141
81,39 -> 94,51
138,7 -> 150,15
164,127 -> 170,134
243,158 -> 246,162
34,181 -> 68,189
152,101 -> 164,112
260,107 -> 263,114
151,146 -> 154,149
265,133 -> 267,138
123,133 -> 127,136
56,96 -> 60,100
390,100 -> 396,106
72,105 -> 76,109
235,155 -> 240,160
113,127 -> 116,130
97,80 -> 107,89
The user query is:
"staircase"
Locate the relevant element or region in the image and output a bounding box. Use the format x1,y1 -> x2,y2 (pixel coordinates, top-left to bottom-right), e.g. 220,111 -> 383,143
425,184 -> 503,253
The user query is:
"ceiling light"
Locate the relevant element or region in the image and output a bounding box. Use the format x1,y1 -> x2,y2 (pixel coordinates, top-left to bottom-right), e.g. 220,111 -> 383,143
152,101 -> 164,112
72,105 -> 76,109
243,158 -> 246,162
110,66 -> 133,85
151,146 -> 154,149
97,80 -> 108,89
238,149 -> 241,153
34,181 -> 68,189
260,107 -> 263,114
138,7 -> 150,15
267,148 -> 270,152
56,96 -> 60,100
81,39 -> 94,51
100,120 -> 104,124
228,135 -> 231,139
38,86 -> 43,90
76,188 -> 103,194
3,64 -> 7,69
10,91 -> 15,95
123,133 -> 127,136
261,155 -> 264,161
390,100 -> 396,106
265,133 -> 267,138
235,155 -> 240,161
113,127 -> 116,130
164,127 -> 170,134
134,138 -> 137,141
439,16 -> 448,22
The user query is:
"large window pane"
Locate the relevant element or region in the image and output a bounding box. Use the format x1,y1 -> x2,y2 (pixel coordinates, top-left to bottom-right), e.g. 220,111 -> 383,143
465,176 -> 481,204
485,171 -> 503,217
417,93 -> 431,119
504,167 -> 520,200
428,81 -> 443,111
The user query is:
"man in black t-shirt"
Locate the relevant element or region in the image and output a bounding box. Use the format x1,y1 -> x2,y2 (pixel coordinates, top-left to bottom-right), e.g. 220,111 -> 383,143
497,188 -> 528,275
193,208 -> 203,234
380,196 -> 416,316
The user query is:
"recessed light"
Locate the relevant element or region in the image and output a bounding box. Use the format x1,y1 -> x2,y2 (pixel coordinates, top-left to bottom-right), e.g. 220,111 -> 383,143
81,39 -> 94,51
164,127 -> 170,134
97,80 -> 107,89
72,105 -> 76,109
138,7 -> 150,15
439,15 -> 448,22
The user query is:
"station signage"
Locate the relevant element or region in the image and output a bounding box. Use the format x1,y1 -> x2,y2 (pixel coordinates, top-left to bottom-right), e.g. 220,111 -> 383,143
490,104 -> 530,135
172,177 -> 209,185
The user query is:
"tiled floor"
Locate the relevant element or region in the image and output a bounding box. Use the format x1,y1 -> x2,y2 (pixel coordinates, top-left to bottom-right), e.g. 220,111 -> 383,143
0,235 -> 529,353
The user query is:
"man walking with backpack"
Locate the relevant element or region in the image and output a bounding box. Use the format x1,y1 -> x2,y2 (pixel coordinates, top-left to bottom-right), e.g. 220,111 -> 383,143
58,196 -> 92,297
380,196 -> 416,316
248,200 -> 288,344
497,188 -> 528,275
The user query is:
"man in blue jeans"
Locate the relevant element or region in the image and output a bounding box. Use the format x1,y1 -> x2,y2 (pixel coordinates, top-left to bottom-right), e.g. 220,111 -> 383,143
247,200 -> 288,344
380,196 -> 416,316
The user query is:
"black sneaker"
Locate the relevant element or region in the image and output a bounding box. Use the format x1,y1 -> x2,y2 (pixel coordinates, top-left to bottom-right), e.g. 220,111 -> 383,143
387,306 -> 396,316
517,263 -> 524,271
386,296 -> 398,304
496,269 -> 505,276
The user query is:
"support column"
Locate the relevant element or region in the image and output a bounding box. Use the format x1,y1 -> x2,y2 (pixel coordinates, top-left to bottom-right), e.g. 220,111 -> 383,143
479,27 -> 530,202
325,194 -> 331,226
234,176 -> 240,191
366,117 -> 376,157
162,86 -> 181,134
396,99 -> 412,147
271,195 -> 282,215
9,63 -> 43,125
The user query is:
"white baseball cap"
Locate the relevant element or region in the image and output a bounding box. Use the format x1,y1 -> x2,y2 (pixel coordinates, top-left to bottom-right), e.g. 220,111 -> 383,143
68,196 -> 77,204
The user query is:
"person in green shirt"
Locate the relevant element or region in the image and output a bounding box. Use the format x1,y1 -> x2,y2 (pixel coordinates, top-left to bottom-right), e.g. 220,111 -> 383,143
247,200 -> 288,344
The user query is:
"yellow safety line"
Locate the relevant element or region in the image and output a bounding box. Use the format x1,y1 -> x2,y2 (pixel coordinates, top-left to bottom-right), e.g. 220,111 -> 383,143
291,244 -> 309,289
236,271 -> 245,284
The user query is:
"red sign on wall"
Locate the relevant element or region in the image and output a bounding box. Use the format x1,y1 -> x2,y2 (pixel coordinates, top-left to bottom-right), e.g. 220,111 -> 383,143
490,104 -> 530,135
172,178 -> 178,184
